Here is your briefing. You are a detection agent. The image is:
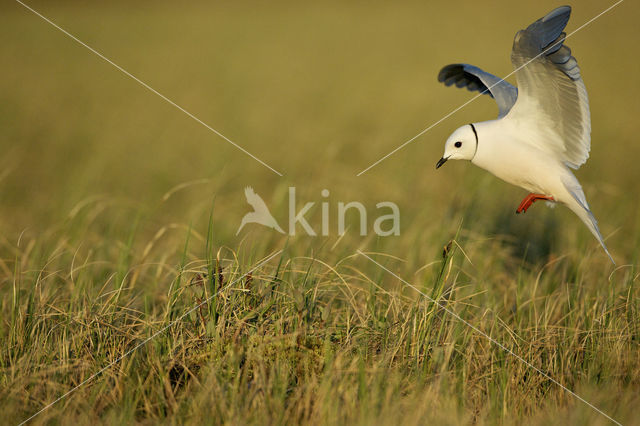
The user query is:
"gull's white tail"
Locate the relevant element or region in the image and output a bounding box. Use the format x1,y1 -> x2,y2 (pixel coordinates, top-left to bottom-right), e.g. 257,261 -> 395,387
562,178 -> 615,264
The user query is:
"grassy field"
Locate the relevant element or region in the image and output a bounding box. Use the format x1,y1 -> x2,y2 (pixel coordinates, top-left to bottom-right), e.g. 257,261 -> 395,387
2,0 -> 639,424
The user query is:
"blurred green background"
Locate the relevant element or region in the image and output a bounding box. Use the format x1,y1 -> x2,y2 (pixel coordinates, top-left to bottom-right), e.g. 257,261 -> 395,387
1,0 -> 639,263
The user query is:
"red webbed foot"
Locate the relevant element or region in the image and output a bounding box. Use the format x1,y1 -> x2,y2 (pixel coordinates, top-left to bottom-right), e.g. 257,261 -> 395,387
516,193 -> 555,214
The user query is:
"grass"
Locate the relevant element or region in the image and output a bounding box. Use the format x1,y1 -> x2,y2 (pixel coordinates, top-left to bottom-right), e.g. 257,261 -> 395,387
2,0 -> 640,424
2,215 -> 638,425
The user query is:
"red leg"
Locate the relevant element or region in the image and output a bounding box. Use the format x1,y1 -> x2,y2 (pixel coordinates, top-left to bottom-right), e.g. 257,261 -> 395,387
516,193 -> 554,214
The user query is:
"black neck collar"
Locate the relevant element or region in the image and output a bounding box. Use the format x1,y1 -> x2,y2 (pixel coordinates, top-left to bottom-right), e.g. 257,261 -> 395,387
469,123 -> 478,157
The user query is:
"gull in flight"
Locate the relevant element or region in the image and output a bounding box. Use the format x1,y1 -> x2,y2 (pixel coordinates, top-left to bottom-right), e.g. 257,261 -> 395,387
236,187 -> 285,235
435,6 -> 614,263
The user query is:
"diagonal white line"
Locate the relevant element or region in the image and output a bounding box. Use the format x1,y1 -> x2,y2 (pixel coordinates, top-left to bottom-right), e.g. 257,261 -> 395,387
14,0 -> 284,177
356,0 -> 625,176
18,249 -> 284,426
357,250 -> 622,426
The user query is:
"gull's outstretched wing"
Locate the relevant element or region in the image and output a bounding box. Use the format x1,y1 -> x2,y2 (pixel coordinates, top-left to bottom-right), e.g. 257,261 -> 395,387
438,64 -> 518,118
509,6 -> 591,169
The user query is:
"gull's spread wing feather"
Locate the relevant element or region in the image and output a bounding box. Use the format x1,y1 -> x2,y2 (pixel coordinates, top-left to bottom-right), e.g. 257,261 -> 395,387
438,64 -> 518,118
509,6 -> 591,169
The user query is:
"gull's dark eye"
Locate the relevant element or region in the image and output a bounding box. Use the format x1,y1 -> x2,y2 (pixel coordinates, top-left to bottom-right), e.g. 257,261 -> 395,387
454,141 -> 462,148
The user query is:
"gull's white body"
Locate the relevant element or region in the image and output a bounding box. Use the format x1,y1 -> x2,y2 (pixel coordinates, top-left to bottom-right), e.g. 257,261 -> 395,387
472,119 -> 600,251
437,6 -> 613,263
472,119 -> 574,198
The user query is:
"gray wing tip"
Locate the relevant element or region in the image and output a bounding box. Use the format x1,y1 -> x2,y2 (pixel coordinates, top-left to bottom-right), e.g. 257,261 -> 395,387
437,64 -> 494,97
542,6 -> 571,23
515,6 -> 581,81
523,6 -> 572,49
437,64 -> 463,83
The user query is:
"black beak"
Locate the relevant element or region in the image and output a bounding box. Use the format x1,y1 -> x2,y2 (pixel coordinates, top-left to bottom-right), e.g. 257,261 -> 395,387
435,156 -> 448,169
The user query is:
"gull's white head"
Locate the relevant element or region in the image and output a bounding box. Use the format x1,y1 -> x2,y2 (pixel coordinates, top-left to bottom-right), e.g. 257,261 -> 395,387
436,124 -> 478,169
